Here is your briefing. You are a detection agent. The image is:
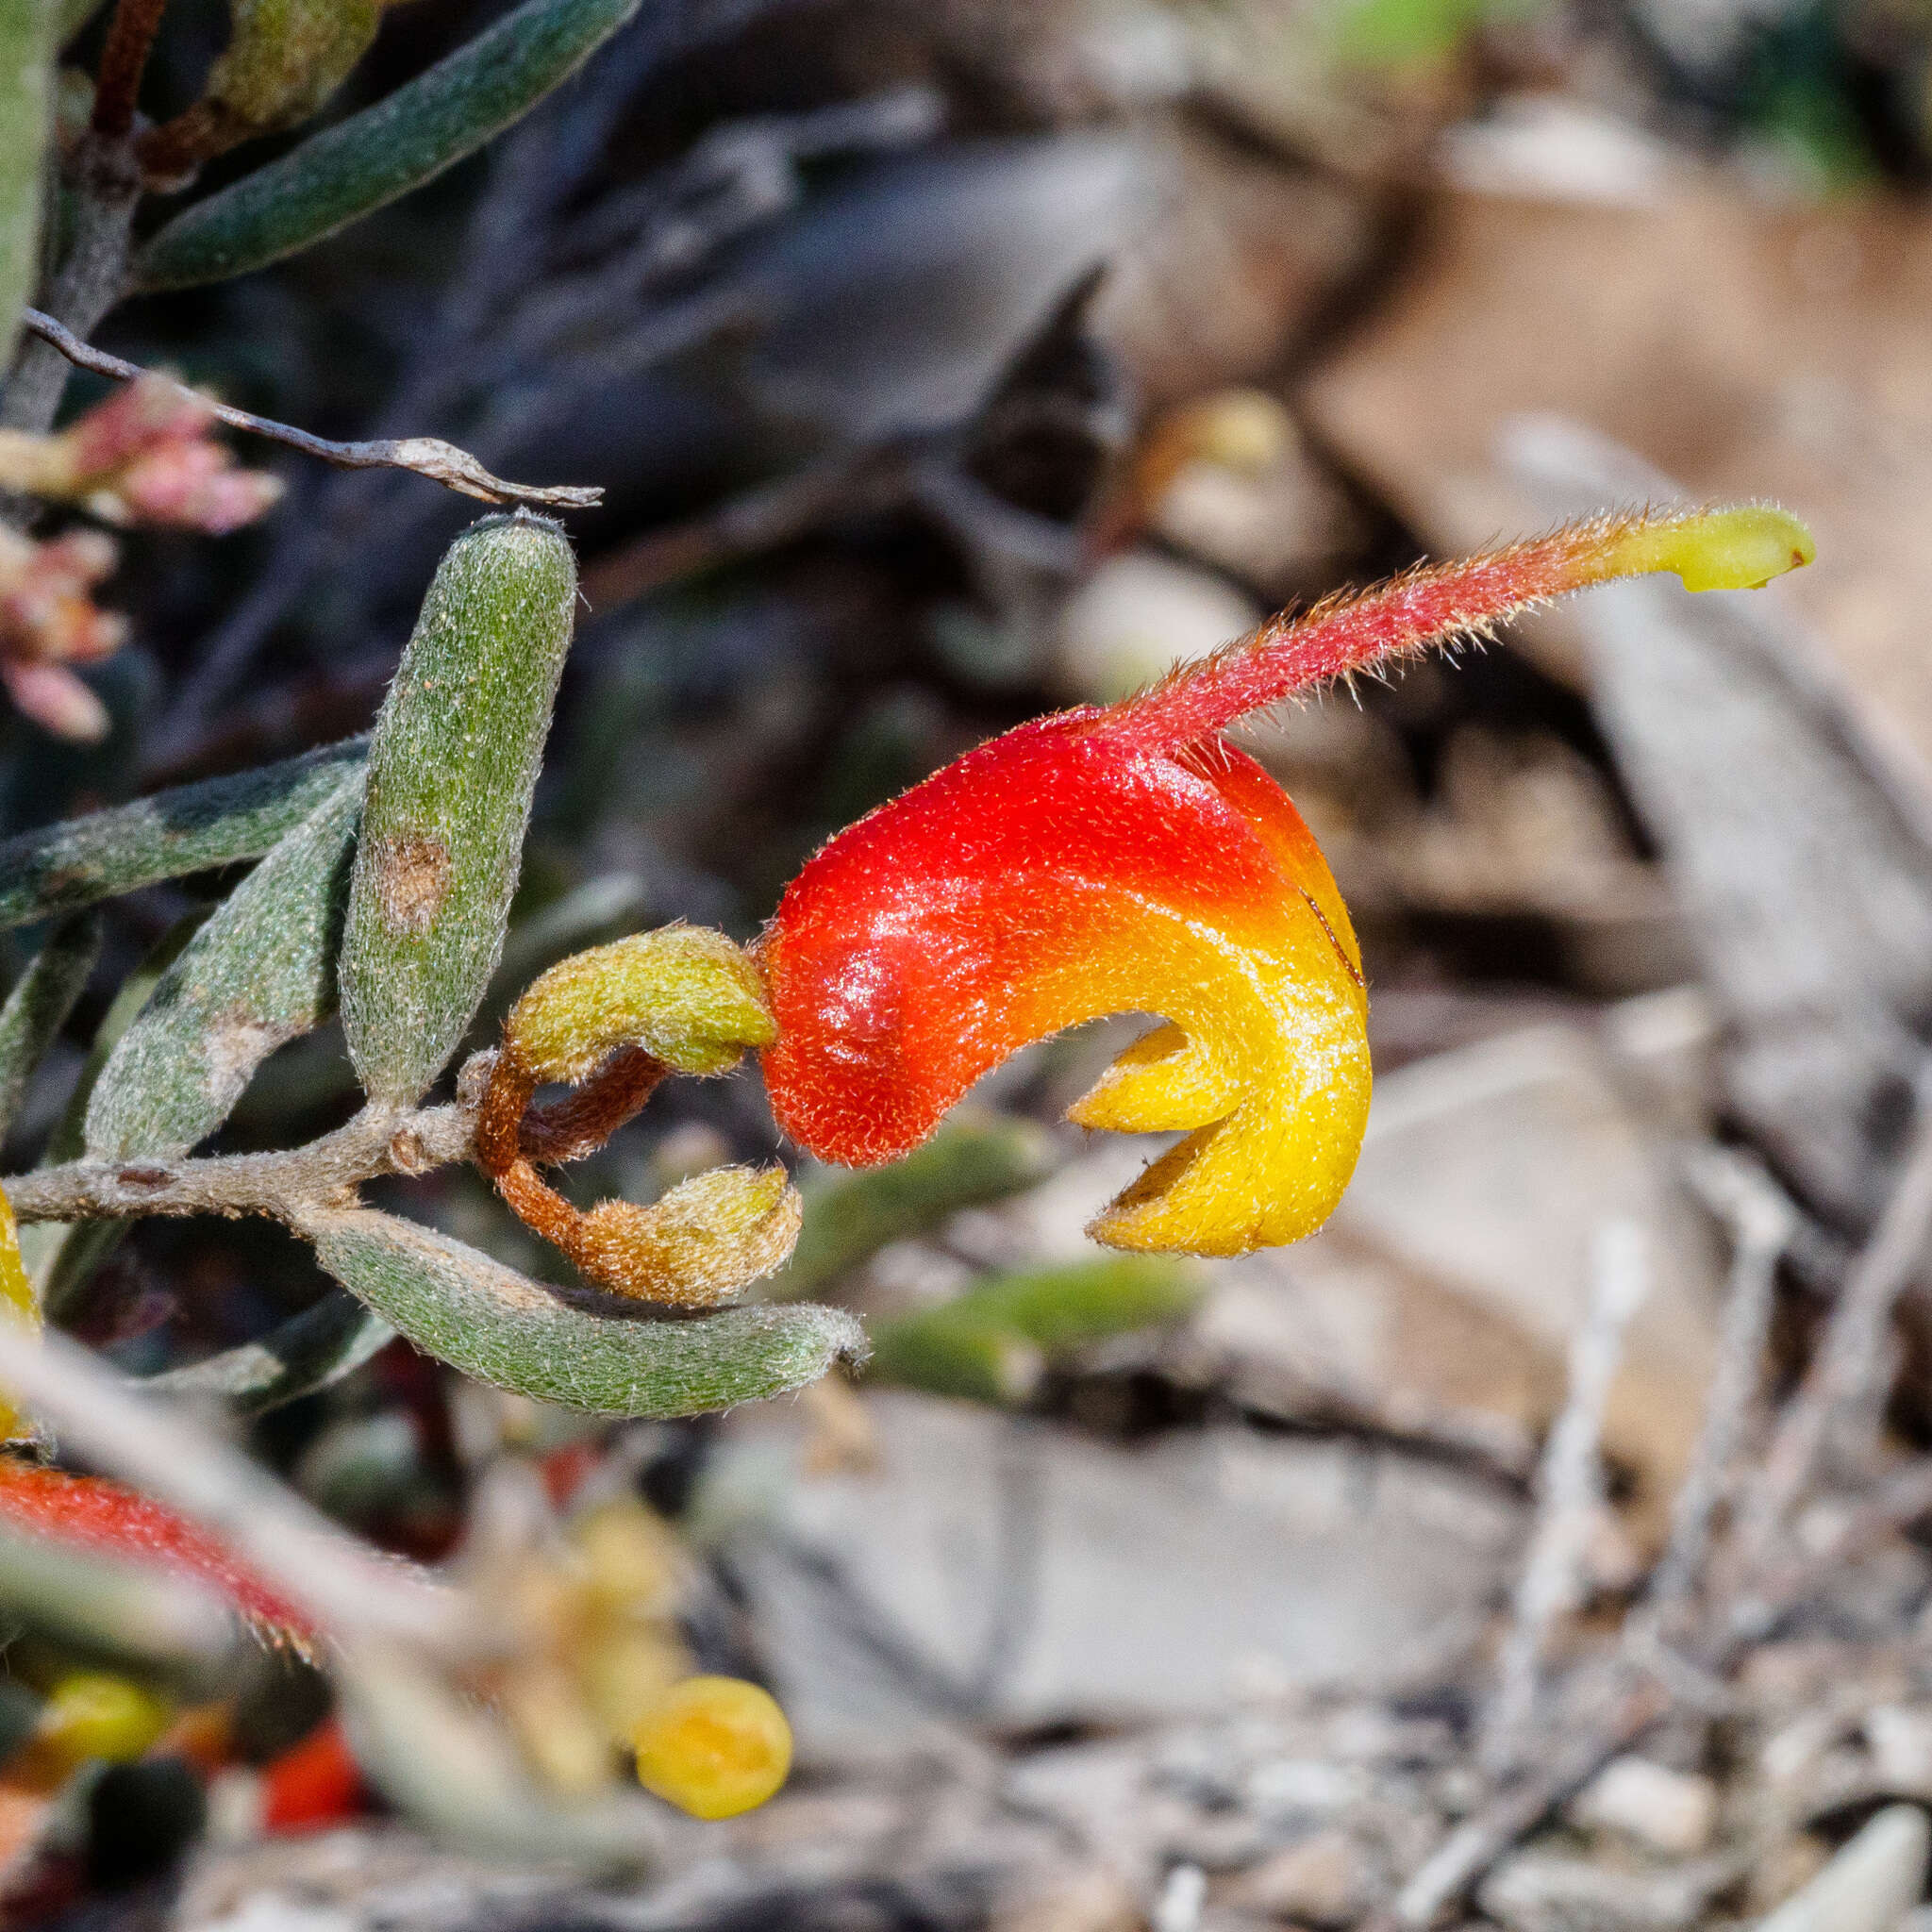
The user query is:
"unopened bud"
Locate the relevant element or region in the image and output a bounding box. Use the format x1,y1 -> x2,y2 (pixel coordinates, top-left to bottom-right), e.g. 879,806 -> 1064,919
507,926 -> 774,1083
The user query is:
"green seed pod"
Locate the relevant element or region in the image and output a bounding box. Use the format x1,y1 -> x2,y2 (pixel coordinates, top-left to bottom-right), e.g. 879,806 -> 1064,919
341,513 -> 576,1107
135,0 -> 641,291
142,0 -> 387,175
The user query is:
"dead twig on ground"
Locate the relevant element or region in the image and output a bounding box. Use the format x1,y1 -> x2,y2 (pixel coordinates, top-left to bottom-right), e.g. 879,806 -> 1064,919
1480,1218 -> 1648,1776
18,310 -> 604,508
1740,1063 -> 1932,1563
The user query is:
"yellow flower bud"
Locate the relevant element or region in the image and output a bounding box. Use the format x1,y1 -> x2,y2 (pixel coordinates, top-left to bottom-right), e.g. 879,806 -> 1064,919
508,926 -> 774,1084
632,1675 -> 791,1821
37,1672 -> 173,1772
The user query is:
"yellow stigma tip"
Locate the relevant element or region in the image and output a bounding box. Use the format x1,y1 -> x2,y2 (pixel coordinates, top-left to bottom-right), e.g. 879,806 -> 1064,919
1606,506 -> 1815,594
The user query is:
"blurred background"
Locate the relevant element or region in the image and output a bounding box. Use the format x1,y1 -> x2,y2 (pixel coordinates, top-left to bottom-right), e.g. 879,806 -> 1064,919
14,0 -> 1932,1924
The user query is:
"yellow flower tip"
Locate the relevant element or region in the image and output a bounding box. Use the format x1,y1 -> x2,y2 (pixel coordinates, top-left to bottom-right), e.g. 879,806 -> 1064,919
38,1672 -> 173,1772
508,926 -> 774,1086
1602,505 -> 1816,594
633,1675 -> 792,1820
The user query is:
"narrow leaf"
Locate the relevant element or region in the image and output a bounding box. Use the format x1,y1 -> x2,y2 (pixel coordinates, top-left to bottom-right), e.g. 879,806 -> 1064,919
140,1289 -> 391,1414
0,736 -> 366,930
0,0 -> 55,364
300,1206 -> 868,1417
772,1112 -> 1055,1297
135,0 -> 641,291
341,514 -> 575,1107
0,912 -> 99,1140
867,1256 -> 1203,1406
26,914 -> 207,1317
85,774 -> 359,1159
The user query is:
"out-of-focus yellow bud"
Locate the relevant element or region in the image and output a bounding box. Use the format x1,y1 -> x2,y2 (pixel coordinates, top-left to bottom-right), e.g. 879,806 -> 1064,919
0,1185 -> 38,1446
37,1672 -> 173,1772
573,1495 -> 685,1620
632,1675 -> 792,1821
507,926 -> 775,1083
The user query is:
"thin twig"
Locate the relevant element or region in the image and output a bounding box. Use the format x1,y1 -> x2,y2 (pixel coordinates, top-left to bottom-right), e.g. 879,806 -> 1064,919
1638,1146 -> 1798,1631
1480,1219 -> 1650,1776
18,309 -> 605,508
1739,1064 -> 1932,1562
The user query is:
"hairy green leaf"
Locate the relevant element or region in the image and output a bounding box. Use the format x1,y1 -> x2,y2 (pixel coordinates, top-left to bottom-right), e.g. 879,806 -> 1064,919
85,774 -> 359,1159
0,913 -> 98,1140
142,1288 -> 391,1413
773,1111 -> 1056,1298
301,1206 -> 868,1417
28,915 -> 206,1316
0,0 -> 54,365
341,514 -> 575,1107
135,0 -> 641,290
867,1255 -> 1203,1406
0,737 -> 366,931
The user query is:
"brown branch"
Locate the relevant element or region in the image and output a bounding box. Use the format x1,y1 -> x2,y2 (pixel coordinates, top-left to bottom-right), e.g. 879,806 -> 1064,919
17,309 -> 605,510
1,1100 -> 475,1226
92,0 -> 168,137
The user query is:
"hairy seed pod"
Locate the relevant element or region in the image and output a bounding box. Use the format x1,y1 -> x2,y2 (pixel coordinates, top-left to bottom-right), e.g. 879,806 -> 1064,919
341,513 -> 575,1108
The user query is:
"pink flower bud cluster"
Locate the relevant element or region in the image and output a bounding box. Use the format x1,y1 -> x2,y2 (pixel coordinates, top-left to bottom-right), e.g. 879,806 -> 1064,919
0,527 -> 125,741
54,375 -> 283,533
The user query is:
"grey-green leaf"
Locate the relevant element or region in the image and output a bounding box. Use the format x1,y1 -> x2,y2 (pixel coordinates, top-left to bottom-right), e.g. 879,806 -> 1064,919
0,912 -> 98,1140
0,0 -> 54,365
134,0 -> 641,291
142,1289 -> 391,1414
340,514 -> 575,1107
773,1111 -> 1056,1298
300,1206 -> 868,1416
0,736 -> 366,931
84,774 -> 359,1159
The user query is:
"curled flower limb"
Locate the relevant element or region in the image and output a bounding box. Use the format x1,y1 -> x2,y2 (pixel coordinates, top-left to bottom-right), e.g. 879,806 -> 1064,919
760,504 -> 1815,1258
476,929 -> 801,1307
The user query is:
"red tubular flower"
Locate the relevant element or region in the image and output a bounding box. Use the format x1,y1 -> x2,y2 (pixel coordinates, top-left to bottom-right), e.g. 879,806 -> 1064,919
759,506 -> 1815,1256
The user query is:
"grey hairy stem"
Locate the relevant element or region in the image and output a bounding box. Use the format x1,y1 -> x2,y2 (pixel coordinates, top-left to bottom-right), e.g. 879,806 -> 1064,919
2,1096 -> 476,1224
0,137 -> 138,434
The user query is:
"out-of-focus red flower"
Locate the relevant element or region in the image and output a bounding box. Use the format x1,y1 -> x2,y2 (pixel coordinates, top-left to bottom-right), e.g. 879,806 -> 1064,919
260,1719 -> 363,1834
759,506 -> 1815,1256
0,375 -> 282,534
0,1459 -> 311,1649
0,526 -> 123,741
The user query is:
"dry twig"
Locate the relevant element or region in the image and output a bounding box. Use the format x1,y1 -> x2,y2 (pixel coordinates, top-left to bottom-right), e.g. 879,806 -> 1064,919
18,309 -> 604,509
1480,1219 -> 1649,1776
1740,1065 -> 1932,1560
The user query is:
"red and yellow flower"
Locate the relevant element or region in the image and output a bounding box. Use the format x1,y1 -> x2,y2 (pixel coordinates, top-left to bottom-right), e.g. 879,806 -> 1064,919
758,506 -> 1815,1256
